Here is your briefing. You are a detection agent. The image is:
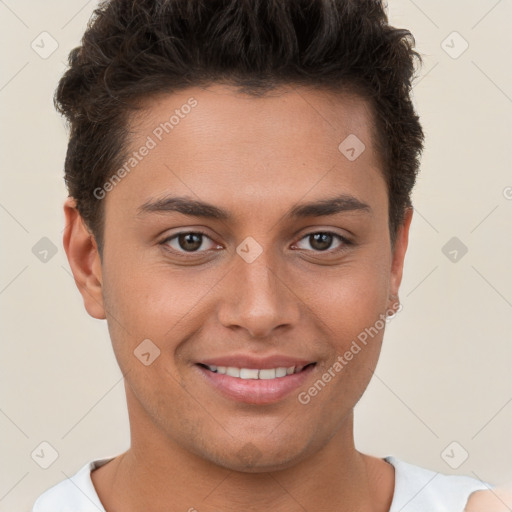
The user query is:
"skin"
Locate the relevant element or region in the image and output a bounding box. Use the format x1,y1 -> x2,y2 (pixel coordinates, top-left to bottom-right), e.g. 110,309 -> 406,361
64,84 -> 413,512
464,486 -> 512,511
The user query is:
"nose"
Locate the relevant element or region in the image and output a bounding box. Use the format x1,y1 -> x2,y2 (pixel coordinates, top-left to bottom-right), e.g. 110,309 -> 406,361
217,247 -> 301,339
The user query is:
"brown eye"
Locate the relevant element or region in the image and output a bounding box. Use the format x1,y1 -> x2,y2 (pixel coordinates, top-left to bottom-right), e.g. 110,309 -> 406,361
294,231 -> 351,253
177,233 -> 203,252
162,231 -> 218,254
309,233 -> 334,251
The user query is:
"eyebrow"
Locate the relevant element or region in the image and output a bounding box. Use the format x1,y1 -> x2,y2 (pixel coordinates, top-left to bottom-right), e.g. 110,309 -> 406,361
137,194 -> 372,220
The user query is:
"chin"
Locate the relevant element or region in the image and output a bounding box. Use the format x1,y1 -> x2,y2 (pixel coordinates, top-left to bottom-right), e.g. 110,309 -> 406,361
220,452 -> 304,474
199,438 -> 310,474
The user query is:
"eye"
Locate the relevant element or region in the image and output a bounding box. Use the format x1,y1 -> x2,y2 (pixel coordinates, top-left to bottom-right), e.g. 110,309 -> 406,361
293,231 -> 351,253
161,231 -> 220,254
160,230 -> 352,259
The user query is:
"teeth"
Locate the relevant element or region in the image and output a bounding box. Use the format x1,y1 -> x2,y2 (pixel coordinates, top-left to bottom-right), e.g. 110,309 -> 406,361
205,365 -> 304,379
259,369 -> 276,379
240,368 -> 259,379
275,367 -> 287,378
226,367 -> 240,377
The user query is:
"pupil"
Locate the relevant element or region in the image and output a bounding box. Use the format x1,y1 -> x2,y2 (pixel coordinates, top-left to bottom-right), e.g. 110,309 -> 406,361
179,233 -> 202,251
177,233 -> 333,252
311,233 -> 332,251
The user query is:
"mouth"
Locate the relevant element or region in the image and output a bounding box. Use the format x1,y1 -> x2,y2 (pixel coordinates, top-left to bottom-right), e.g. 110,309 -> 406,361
194,360 -> 317,404
197,362 -> 316,380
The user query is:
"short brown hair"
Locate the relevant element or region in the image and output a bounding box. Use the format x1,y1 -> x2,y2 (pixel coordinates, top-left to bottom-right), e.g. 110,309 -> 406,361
55,0 -> 424,251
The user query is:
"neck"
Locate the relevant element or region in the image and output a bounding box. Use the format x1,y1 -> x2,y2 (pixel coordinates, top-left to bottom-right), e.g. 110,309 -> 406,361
92,386 -> 394,512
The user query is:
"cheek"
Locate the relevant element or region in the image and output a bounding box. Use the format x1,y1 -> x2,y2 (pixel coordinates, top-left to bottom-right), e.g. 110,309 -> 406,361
101,255 -> 218,364
300,272 -> 390,427
303,251 -> 391,337
302,249 -> 391,400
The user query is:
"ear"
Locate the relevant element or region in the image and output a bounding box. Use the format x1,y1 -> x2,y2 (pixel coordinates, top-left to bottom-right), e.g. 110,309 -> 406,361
388,207 -> 413,308
62,197 -> 106,320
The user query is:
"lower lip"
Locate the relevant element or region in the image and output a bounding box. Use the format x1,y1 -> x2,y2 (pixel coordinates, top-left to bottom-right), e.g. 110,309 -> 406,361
196,364 -> 316,405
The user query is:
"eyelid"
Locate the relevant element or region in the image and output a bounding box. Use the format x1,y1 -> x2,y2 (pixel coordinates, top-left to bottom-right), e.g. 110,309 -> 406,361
292,231 -> 352,252
160,229 -> 352,257
160,229 -> 221,253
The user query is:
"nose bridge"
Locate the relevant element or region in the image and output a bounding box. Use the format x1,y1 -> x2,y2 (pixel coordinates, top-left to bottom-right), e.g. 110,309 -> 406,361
218,239 -> 299,337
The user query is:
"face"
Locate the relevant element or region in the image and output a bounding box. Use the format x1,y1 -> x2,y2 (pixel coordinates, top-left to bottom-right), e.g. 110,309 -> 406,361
67,84 -> 411,472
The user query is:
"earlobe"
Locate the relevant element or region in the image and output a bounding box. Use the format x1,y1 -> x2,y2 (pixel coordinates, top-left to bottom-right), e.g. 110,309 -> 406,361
62,197 -> 106,320
388,207 -> 413,308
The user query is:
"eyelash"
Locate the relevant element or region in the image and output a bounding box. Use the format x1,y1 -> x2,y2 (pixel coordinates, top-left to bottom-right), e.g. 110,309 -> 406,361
160,230 -> 353,258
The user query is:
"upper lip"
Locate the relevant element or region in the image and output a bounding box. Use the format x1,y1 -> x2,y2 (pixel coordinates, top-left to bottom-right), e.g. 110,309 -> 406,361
197,354 -> 315,370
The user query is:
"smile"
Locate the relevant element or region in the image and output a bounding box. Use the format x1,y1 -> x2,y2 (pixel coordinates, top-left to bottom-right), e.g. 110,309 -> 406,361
195,362 -> 317,404
199,364 -> 312,380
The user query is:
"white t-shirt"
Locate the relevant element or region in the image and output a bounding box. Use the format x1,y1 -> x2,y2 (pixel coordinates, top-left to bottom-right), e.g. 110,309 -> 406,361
32,455 -> 491,512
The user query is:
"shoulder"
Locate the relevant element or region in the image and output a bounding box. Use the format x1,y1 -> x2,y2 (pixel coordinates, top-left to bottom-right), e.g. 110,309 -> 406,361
31,457 -> 114,512
386,455 -> 492,512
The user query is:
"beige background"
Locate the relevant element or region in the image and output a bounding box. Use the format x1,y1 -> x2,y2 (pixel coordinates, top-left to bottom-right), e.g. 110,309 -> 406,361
1,1 -> 511,510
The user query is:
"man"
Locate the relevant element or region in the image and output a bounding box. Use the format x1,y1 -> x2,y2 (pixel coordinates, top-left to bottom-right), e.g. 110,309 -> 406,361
32,0 -> 494,510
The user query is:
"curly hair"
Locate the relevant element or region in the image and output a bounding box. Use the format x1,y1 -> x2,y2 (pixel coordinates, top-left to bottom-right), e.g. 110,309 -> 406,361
54,0 -> 424,252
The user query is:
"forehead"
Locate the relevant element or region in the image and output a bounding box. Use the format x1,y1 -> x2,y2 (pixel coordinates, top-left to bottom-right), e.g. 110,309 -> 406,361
132,83 -> 376,153
109,84 -> 386,220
